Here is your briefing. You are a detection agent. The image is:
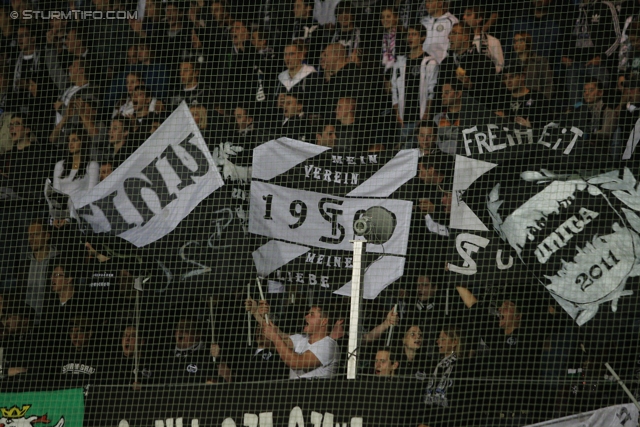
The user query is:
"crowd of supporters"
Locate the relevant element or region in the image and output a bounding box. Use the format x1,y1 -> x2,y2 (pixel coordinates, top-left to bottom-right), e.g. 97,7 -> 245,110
1,0 -> 640,426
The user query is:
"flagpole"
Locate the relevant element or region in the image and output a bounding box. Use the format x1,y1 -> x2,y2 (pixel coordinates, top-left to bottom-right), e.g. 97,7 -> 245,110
134,289 -> 140,385
247,282 -> 252,346
604,363 -> 640,411
385,304 -> 397,347
256,277 -> 269,325
209,296 -> 215,346
347,238 -> 366,380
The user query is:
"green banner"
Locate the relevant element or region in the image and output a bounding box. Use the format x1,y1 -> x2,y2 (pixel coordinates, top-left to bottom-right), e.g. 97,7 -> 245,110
0,388 -> 84,427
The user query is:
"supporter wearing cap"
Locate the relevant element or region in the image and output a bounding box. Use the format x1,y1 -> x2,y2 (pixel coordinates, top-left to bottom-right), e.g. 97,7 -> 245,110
561,0 -> 620,108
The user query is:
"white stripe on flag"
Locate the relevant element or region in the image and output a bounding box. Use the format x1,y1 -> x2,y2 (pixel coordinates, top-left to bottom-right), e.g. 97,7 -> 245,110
252,241 -> 310,277
346,149 -> 419,198
252,138 -> 330,181
334,256 -> 405,299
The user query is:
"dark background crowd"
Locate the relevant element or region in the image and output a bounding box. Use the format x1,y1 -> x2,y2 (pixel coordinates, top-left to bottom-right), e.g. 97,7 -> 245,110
0,0 -> 640,426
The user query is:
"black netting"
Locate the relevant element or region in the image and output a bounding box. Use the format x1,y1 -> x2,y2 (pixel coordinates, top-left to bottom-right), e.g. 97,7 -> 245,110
0,0 -> 639,426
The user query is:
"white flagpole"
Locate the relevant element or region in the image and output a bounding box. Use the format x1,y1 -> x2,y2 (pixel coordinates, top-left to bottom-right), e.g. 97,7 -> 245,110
256,277 -> 269,325
385,304 -> 397,347
347,238 -> 366,380
604,363 -> 640,411
210,296 -> 218,362
247,282 -> 252,346
134,290 -> 140,384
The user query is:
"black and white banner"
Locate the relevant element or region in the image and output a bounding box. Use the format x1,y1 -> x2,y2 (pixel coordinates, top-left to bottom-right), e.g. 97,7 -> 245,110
249,138 -> 417,299
82,378 -> 423,427
526,403 -> 639,427
449,121 -> 640,325
71,102 -> 224,247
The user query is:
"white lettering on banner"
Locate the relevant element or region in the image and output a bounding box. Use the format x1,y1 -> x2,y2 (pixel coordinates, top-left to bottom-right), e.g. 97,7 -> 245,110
460,123 -> 584,156
124,410 -> 363,426
537,123 -> 583,154
574,250 -> 621,292
71,103 -> 223,247
305,252 -> 353,269
496,249 -> 514,270
522,403 -> 639,426
275,269 -> 331,287
249,181 -> 412,256
62,363 -> 96,374
534,208 -> 599,263
303,165 -> 359,185
462,125 -> 508,155
448,233 -> 490,275
127,420 -> 199,427
77,133 -> 207,229
287,408 -> 362,427
244,413 -> 273,427
331,154 -> 378,165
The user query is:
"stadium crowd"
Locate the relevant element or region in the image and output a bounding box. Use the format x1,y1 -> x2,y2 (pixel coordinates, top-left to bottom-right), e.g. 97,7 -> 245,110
0,0 -> 640,426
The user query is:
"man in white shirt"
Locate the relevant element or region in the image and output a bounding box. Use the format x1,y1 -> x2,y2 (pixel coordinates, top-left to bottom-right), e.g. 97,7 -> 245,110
421,0 -> 458,64
277,41 -> 319,101
262,304 -> 340,379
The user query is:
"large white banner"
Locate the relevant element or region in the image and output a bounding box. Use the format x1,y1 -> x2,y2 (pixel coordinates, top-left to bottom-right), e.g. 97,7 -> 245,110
526,403 -> 639,427
72,102 -> 224,247
249,181 -> 412,256
249,138 -> 417,299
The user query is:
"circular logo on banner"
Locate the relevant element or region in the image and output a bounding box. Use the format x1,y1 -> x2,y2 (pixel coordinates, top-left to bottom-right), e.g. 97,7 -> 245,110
487,170 -> 640,325
436,24 -> 444,32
